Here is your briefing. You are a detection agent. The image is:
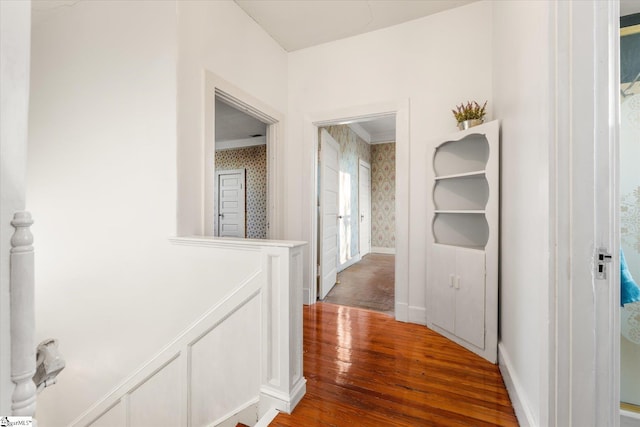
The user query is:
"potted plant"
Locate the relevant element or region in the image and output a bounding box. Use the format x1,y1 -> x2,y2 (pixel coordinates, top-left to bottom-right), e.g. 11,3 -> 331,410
452,100 -> 487,130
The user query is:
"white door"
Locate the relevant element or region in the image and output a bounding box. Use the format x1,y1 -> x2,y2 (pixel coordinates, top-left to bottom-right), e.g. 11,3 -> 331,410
319,129 -> 340,299
216,169 -> 246,238
429,244 -> 456,334
455,248 -> 486,349
359,160 -> 371,257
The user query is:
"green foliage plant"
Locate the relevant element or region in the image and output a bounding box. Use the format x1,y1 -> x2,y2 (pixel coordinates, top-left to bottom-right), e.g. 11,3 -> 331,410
452,101 -> 487,123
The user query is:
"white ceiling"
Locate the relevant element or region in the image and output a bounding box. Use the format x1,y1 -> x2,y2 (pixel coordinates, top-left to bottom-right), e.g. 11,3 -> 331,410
234,0 -> 478,52
215,99 -> 266,149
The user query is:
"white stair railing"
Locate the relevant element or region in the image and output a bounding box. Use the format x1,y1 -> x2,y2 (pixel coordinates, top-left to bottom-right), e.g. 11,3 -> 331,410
10,211 -> 36,417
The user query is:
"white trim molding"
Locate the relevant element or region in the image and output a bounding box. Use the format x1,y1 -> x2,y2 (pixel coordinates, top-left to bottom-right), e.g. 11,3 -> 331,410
371,247 -> 395,255
202,71 -> 285,240
498,343 -> 534,427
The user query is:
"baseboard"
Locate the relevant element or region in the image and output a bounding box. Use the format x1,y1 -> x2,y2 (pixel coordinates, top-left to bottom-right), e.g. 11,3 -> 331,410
408,305 -> 427,325
622,409 -> 640,427
255,407 -> 280,427
338,254 -> 361,273
395,302 -> 408,322
212,398 -> 259,427
371,247 -> 395,255
260,377 -> 306,415
498,342 -> 535,427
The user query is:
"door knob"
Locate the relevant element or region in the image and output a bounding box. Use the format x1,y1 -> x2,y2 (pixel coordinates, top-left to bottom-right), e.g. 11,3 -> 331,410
361,214 -> 364,221
337,215 -> 343,219
219,213 -> 224,218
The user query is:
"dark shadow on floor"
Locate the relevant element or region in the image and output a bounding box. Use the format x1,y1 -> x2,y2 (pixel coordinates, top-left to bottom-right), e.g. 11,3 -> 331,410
323,253 -> 394,315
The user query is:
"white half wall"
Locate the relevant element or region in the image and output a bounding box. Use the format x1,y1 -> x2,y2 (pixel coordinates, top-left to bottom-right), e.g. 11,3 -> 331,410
287,1 -> 493,320
492,1 -> 552,426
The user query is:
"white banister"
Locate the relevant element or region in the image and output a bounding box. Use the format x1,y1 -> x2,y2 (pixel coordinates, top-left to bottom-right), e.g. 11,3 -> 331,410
10,211 -> 36,417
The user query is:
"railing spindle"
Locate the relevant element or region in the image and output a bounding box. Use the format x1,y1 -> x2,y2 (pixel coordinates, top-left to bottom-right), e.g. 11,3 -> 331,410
10,211 -> 36,416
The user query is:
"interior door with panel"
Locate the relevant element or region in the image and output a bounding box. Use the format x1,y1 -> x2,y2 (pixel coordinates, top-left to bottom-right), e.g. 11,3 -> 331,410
319,129 -> 340,299
216,169 -> 246,238
359,160 -> 371,257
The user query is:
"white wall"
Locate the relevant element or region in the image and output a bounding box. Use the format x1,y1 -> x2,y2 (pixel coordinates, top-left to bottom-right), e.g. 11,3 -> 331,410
27,1 -> 286,424
176,0 -> 288,236
287,1 -> 493,319
492,1 -> 552,425
0,0 -> 31,414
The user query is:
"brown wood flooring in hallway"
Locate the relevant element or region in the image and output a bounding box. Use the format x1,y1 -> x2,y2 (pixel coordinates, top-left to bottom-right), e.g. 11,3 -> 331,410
324,253 -> 395,315
271,303 -> 517,427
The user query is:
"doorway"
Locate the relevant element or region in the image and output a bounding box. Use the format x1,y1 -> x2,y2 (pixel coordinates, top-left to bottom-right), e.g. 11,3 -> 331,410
316,117 -> 397,315
619,8 -> 640,421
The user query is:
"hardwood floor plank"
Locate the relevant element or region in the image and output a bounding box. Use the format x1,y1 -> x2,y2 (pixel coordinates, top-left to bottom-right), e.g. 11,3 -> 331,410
272,303 -> 517,426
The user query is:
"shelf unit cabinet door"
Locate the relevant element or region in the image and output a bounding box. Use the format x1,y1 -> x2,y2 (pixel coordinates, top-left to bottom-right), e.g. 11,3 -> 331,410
429,245 -> 456,334
455,248 -> 486,349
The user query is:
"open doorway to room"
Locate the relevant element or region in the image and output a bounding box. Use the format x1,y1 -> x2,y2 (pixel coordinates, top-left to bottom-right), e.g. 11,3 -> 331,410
316,116 -> 397,316
214,96 -> 268,239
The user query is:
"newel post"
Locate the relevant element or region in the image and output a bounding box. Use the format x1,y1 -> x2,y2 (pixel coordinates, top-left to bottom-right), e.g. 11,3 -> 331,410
10,211 -> 37,416
259,243 -> 306,416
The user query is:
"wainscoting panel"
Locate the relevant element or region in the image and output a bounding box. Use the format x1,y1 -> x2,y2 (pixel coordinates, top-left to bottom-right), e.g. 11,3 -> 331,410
88,401 -> 125,427
129,357 -> 181,426
72,238 -> 306,427
190,295 -> 260,426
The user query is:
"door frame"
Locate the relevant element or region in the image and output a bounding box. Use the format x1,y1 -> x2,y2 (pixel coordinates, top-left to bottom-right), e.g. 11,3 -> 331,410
318,129 -> 340,300
548,1 -> 620,425
214,168 -> 246,238
305,100 -> 409,323
204,71 -> 283,239
358,159 -> 371,258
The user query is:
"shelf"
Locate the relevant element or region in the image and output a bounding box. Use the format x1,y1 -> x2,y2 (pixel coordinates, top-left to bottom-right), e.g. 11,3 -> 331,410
432,213 -> 489,247
435,210 -> 485,214
433,242 -> 485,252
435,170 -> 485,180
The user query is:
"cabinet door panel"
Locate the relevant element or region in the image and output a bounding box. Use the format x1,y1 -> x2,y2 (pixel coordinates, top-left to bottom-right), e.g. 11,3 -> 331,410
455,248 -> 486,349
429,245 -> 456,334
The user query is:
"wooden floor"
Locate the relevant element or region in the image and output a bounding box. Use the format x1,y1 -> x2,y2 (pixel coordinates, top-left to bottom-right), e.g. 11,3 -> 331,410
271,303 -> 517,427
324,254 -> 395,315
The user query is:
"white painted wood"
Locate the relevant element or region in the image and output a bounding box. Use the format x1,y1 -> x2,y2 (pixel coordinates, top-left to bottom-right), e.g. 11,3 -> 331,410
358,160 -> 371,258
203,72 -> 285,240
622,411 -> 640,427
0,0 -> 31,414
549,1 -> 620,425
319,129 -> 340,300
427,120 -> 499,363
129,358 -> 181,427
455,248 -> 485,349
371,247 -> 395,255
429,244 -> 455,334
254,407 -> 279,427
212,399 -> 259,427
190,297 -> 259,425
71,241 -> 306,427
10,212 -> 37,417
216,169 -> 246,238
498,343 -> 534,427
88,401 -> 125,427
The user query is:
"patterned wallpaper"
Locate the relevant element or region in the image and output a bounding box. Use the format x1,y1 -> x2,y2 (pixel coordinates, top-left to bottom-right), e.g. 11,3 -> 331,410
215,145 -> 267,239
322,125 -> 371,262
371,143 -> 396,249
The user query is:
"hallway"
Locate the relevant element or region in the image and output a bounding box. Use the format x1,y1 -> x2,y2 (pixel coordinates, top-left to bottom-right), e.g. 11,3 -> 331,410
323,253 -> 395,315
272,303 -> 518,427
